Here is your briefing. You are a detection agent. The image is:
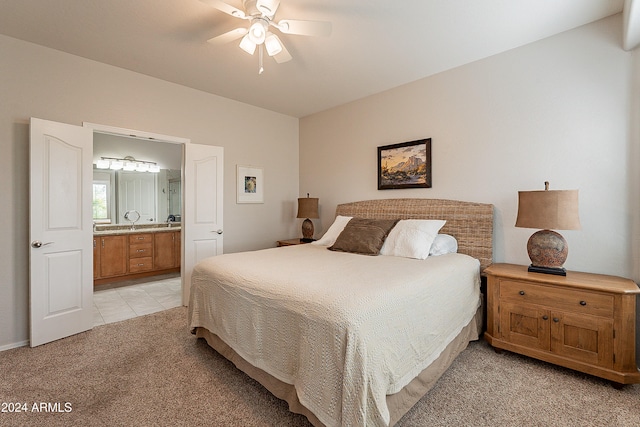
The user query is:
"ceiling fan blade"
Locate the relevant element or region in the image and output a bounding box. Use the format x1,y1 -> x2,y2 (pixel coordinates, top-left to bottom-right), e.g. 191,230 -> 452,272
207,27 -> 248,45
200,0 -> 246,19
276,19 -> 332,37
273,40 -> 292,64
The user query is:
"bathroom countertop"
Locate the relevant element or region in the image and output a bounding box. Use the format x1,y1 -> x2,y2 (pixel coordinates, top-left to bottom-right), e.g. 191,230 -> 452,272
93,224 -> 181,236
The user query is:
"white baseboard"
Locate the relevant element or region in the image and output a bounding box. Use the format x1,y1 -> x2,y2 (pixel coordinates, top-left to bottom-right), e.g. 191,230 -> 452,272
0,340 -> 29,352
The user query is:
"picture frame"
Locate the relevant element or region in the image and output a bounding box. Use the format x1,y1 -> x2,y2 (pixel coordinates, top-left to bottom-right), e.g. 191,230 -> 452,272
378,138 -> 431,190
237,165 -> 264,203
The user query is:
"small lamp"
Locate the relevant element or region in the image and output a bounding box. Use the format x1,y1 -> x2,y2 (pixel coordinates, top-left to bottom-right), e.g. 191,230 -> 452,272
515,181 -> 580,276
297,194 -> 319,243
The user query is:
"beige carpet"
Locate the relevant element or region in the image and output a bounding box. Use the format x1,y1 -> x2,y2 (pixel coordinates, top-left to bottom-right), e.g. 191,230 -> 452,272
1,307 -> 639,427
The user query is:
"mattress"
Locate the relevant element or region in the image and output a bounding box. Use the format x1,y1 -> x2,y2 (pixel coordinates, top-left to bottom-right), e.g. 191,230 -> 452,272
189,244 -> 481,427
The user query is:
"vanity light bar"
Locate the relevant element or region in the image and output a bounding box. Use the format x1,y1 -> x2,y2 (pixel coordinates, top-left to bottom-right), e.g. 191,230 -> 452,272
95,156 -> 160,173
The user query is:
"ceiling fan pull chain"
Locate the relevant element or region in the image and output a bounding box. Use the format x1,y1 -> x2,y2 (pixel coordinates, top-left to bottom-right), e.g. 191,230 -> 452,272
258,43 -> 264,74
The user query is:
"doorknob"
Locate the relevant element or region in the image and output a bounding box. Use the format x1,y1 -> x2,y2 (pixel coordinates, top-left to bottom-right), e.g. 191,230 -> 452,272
215,229 -> 223,234
31,240 -> 53,248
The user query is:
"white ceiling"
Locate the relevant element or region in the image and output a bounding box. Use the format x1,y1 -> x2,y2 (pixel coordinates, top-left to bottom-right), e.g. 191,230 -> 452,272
0,0 -> 636,118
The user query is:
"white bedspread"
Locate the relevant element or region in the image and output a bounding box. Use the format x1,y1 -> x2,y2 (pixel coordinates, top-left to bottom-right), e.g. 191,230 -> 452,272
188,244 -> 480,427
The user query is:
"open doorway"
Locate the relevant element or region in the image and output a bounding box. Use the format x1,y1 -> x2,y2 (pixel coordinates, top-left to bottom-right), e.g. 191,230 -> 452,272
89,127 -> 184,326
30,118 -> 223,346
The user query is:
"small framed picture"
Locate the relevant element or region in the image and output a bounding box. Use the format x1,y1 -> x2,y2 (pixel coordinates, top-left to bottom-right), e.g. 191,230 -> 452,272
237,165 -> 264,203
378,138 -> 431,190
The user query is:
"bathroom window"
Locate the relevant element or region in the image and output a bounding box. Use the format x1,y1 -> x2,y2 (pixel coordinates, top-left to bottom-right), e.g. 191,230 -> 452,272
93,180 -> 111,223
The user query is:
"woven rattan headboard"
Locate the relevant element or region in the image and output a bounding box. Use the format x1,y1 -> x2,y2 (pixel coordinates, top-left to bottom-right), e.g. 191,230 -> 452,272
335,198 -> 494,271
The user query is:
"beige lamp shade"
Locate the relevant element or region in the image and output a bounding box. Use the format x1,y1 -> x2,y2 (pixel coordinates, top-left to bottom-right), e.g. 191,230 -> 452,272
515,189 -> 580,230
296,197 -> 319,219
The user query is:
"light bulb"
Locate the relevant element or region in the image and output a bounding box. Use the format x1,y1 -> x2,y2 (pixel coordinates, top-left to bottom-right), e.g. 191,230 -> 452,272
109,160 -> 123,170
123,161 -> 137,171
96,159 -> 110,169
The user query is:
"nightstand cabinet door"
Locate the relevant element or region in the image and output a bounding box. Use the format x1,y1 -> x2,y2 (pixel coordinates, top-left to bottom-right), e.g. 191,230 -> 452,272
550,312 -> 613,369
500,302 -> 550,351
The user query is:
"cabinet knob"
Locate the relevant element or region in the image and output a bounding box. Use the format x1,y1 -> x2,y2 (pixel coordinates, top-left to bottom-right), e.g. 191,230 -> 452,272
553,317 -> 560,323
519,290 -> 525,296
579,301 -> 587,306
542,315 -> 549,320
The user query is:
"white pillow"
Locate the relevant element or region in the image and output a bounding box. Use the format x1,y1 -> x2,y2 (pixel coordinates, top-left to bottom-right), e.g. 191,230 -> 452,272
380,219 -> 446,259
429,234 -> 458,256
312,215 -> 353,246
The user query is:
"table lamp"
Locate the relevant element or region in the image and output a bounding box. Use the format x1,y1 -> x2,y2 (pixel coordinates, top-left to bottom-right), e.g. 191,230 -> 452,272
515,181 -> 580,276
297,194 -> 319,242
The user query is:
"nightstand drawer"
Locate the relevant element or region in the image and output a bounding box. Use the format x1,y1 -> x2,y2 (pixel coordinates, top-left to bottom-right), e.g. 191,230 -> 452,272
499,279 -> 614,318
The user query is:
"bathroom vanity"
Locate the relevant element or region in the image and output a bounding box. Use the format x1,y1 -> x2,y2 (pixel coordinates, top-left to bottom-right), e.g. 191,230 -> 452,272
93,224 -> 181,286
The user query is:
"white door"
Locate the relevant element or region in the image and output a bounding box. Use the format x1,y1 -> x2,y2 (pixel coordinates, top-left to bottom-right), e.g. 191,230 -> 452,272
183,143 -> 224,304
30,118 -> 93,347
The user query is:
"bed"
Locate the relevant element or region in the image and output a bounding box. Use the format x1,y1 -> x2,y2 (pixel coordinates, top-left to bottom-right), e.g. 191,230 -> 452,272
189,198 -> 493,426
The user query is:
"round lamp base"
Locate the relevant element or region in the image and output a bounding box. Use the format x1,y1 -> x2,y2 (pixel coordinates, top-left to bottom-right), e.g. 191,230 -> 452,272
301,218 -> 315,242
527,229 -> 568,276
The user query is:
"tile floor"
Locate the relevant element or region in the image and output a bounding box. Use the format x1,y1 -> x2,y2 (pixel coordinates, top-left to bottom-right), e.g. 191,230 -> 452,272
93,273 -> 182,326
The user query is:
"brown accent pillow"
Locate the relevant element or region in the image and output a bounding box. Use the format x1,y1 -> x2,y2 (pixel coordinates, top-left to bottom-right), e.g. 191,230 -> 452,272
328,218 -> 399,255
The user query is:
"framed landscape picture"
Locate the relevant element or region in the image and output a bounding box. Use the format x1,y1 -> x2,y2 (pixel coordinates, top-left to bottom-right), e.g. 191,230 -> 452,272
237,165 -> 264,203
378,138 -> 431,190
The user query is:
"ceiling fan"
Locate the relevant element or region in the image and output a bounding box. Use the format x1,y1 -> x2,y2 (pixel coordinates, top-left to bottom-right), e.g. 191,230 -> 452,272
201,0 -> 332,73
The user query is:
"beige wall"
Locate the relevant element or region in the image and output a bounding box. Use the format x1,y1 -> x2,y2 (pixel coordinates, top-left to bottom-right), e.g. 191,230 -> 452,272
0,35 -> 299,349
300,15 -> 637,280
631,41 -> 640,282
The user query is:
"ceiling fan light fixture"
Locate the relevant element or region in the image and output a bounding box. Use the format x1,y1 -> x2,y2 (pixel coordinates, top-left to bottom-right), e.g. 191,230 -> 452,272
265,33 -> 283,56
204,0 -> 333,70
248,19 -> 267,44
239,34 -> 257,54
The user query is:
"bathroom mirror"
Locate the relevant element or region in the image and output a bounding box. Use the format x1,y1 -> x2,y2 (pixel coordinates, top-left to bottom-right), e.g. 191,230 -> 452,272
92,168 -> 181,225
93,133 -> 182,225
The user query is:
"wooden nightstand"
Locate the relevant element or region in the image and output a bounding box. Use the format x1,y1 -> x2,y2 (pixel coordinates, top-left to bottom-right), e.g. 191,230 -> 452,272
277,238 -> 310,247
484,263 -> 640,386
